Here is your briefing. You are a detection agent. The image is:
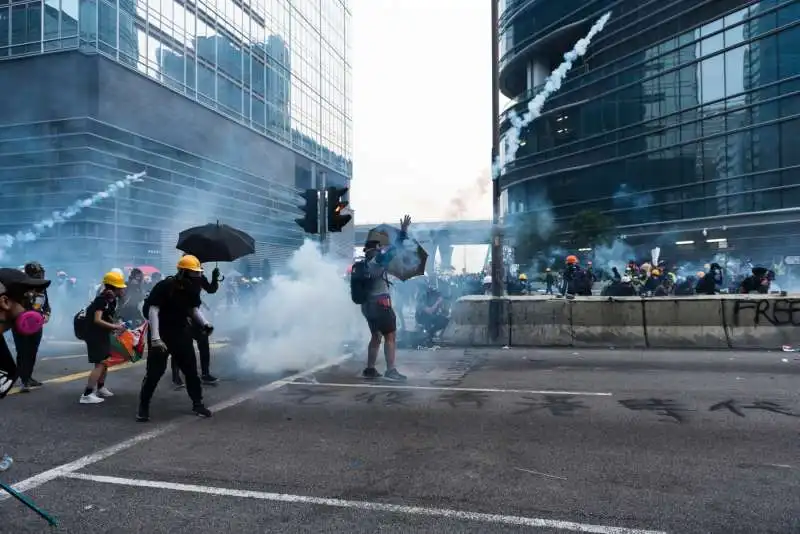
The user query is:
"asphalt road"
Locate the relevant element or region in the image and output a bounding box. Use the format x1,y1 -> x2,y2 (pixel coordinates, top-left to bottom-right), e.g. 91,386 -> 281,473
1,344 -> 798,533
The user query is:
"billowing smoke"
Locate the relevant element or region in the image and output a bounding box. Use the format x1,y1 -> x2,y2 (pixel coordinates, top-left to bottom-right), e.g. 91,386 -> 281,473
0,171 -> 146,258
235,240 -> 367,375
593,239 -> 637,273
613,184 -> 654,210
494,11 -> 613,177
444,169 -> 491,221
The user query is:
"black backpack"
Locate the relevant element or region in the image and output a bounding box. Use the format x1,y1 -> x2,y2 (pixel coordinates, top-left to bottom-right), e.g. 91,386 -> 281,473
73,308 -> 88,340
350,260 -> 372,305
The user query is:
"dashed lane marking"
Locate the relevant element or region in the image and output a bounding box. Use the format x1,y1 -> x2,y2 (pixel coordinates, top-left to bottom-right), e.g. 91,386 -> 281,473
284,382 -> 614,397
0,353 -> 353,499
60,473 -> 666,534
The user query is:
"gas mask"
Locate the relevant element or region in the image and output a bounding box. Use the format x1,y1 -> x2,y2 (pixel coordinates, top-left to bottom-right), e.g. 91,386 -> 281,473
0,285 -> 45,336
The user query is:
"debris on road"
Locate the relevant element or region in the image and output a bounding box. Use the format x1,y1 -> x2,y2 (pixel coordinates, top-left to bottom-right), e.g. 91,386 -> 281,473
514,467 -> 567,481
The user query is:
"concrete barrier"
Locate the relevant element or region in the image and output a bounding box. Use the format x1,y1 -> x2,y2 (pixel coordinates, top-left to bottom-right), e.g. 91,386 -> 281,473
441,294 -> 800,350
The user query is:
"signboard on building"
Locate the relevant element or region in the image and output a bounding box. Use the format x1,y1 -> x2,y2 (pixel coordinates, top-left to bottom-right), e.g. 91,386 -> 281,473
784,256 -> 800,265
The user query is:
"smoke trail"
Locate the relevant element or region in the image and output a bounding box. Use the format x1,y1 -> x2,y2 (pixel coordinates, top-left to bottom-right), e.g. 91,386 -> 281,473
444,169 -> 491,221
0,171 -> 146,254
613,184 -> 654,210
493,11 -> 613,178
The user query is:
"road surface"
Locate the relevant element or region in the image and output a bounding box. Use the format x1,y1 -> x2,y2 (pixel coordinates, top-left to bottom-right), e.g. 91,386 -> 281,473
1,344 -> 798,533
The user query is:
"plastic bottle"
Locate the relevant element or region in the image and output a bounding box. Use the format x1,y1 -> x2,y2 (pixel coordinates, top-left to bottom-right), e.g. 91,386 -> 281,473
0,454 -> 13,471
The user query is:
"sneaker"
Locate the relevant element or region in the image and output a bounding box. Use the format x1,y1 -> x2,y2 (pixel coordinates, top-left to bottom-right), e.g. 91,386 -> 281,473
383,368 -> 407,382
96,386 -> 114,398
136,406 -> 150,422
80,392 -> 104,404
19,384 -> 30,393
27,378 -> 43,387
362,367 -> 382,379
173,378 -> 185,390
193,404 -> 212,418
201,374 -> 219,385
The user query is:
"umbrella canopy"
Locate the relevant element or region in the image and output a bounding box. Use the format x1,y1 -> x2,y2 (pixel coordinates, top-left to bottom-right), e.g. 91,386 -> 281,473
366,224 -> 428,281
176,222 -> 255,263
125,265 -> 160,276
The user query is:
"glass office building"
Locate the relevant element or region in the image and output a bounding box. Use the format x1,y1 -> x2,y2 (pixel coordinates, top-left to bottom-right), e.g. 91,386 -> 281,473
498,0 -> 800,257
0,0 -> 351,273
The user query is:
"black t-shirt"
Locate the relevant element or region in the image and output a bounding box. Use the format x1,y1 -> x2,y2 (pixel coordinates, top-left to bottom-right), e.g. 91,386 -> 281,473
86,291 -> 118,341
144,277 -> 201,330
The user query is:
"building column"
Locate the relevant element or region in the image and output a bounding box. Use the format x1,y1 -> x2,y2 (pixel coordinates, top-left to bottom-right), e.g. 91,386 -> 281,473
526,58 -> 548,90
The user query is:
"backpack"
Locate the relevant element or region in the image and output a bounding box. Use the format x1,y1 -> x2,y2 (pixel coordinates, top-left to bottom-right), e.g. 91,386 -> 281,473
73,308 -> 88,340
350,260 -> 372,305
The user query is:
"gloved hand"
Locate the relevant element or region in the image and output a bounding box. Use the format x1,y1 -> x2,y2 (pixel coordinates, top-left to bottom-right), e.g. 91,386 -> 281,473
201,324 -> 214,336
212,267 -> 221,282
0,369 -> 15,398
150,339 -> 167,352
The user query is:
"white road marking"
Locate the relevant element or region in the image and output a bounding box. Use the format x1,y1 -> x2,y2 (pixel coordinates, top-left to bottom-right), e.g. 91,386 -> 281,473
285,382 -> 613,397
0,354 -> 352,499
41,354 -> 85,361
62,472 -> 666,534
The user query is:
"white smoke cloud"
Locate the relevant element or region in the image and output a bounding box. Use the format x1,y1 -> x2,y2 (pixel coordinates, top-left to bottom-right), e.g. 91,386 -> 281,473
593,239 -> 636,272
0,171 -> 146,258
236,240 -> 367,375
493,11 -> 613,178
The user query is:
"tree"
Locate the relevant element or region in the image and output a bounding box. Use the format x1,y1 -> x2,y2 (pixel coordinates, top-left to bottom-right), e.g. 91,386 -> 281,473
569,209 -> 616,249
506,212 -> 562,270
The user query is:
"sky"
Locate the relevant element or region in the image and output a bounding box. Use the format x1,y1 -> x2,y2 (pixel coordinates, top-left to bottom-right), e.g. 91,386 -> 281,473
349,1 -> 502,271
349,0 -> 498,226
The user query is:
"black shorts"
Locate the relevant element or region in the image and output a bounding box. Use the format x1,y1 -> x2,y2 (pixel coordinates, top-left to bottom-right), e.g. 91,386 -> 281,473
86,339 -> 111,365
361,301 -> 397,336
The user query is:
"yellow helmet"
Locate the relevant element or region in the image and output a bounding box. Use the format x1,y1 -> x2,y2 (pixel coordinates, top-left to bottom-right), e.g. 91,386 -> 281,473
518,273 -> 527,281
177,254 -> 203,272
102,271 -> 127,288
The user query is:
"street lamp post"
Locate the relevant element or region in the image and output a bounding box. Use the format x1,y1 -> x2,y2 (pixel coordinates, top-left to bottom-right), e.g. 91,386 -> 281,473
490,0 -> 505,339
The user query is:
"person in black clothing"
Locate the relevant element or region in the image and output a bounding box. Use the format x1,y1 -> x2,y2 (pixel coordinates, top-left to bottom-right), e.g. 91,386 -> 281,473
137,254 -> 213,422
0,268 -> 51,398
14,262 -> 51,392
80,271 -> 127,404
696,263 -> 723,295
739,267 -> 771,294
172,262 -> 221,387
118,268 -> 146,326
415,285 -> 449,345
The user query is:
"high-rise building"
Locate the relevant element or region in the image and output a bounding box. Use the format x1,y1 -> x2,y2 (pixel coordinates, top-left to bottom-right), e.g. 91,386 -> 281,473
498,0 -> 800,260
0,0 -> 352,274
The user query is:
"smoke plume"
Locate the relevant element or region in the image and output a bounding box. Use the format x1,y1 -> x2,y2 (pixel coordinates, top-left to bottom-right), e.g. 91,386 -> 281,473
236,240 -> 367,375
444,168 -> 492,221
0,171 -> 146,257
494,11 -> 612,177
613,184 -> 654,210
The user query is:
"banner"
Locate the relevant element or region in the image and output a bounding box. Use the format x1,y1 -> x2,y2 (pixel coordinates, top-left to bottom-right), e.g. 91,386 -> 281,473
106,321 -> 148,367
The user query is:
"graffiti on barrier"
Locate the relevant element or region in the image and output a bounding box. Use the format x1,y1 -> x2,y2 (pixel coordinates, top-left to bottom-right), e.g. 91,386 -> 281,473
710,400 -> 799,418
732,299 -> 800,326
513,395 -> 589,417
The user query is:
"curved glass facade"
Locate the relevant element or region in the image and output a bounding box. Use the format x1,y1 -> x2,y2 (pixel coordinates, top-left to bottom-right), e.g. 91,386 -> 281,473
498,0 -> 800,249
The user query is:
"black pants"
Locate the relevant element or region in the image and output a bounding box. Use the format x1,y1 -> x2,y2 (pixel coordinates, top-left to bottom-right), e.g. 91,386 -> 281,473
171,325 -> 211,379
140,329 -> 202,408
12,329 -> 42,384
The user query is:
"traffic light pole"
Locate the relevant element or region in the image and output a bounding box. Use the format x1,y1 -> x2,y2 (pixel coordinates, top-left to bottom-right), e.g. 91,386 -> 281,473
320,186 -> 329,255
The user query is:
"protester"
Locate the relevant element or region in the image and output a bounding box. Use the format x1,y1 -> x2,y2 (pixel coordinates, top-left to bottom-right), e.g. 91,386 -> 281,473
0,268 -> 51,398
172,260 -> 221,387
351,215 -> 411,382
80,271 -> 127,405
138,255 -> 213,422
12,262 -> 50,392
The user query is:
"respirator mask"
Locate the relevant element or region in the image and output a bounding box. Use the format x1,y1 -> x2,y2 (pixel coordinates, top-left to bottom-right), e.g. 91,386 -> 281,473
0,282 -> 45,336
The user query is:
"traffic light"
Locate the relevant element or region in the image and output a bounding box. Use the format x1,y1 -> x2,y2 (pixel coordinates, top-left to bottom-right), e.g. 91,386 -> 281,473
327,186 -> 352,232
295,188 -> 319,234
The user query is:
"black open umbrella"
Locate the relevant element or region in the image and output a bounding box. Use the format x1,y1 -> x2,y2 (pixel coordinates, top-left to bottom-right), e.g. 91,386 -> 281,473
177,221 -> 255,263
